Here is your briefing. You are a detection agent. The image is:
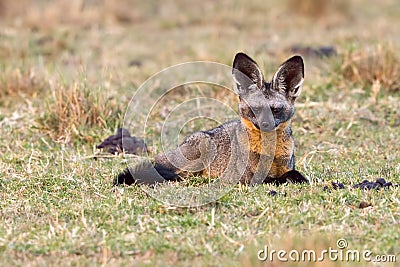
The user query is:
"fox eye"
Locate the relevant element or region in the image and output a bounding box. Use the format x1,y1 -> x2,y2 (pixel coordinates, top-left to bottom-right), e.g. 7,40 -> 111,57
271,107 -> 283,113
252,107 -> 261,113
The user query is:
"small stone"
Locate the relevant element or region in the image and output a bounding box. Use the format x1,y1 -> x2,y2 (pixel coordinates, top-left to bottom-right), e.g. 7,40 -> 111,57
359,201 -> 372,209
268,190 -> 277,196
128,60 -> 142,67
331,182 -> 345,189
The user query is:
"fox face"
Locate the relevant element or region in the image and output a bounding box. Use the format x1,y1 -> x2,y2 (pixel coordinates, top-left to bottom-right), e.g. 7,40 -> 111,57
232,53 -> 304,132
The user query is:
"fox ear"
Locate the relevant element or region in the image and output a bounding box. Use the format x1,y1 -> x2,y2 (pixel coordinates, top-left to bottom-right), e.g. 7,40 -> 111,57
232,52 -> 263,94
272,55 -> 304,98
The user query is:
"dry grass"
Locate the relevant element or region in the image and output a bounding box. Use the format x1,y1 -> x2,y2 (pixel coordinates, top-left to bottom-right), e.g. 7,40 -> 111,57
0,0 -> 100,27
39,80 -> 123,143
340,45 -> 400,92
286,0 -> 351,19
0,0 -> 151,28
0,68 -> 47,99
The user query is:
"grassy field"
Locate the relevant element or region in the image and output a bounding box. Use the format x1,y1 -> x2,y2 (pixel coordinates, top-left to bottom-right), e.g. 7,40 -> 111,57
0,0 -> 399,266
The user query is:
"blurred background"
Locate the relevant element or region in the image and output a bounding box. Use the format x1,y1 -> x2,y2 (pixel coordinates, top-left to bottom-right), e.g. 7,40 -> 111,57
1,0 -> 398,70
0,0 -> 399,142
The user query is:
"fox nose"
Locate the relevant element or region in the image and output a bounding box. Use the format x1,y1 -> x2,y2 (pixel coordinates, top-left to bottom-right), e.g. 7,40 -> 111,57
261,122 -> 269,128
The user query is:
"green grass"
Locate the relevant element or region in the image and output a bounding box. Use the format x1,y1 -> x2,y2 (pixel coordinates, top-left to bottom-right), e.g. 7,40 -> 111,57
0,0 -> 399,266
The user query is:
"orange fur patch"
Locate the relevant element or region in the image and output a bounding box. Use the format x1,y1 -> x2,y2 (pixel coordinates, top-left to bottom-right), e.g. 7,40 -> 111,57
241,118 -> 293,177
241,118 -> 268,154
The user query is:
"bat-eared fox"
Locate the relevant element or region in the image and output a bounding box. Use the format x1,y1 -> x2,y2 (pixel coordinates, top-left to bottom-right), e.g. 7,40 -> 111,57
115,52 -> 308,186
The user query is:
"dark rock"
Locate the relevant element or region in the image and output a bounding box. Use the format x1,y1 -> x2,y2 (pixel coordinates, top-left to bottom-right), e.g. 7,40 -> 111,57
353,178 -> 397,190
331,182 -> 345,190
359,201 -> 372,209
128,60 -> 142,67
323,181 -> 345,191
268,190 -> 277,196
288,45 -> 337,58
97,128 -> 147,155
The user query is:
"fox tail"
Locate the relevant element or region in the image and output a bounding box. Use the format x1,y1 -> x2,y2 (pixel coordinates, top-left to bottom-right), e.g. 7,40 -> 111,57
114,160 -> 179,186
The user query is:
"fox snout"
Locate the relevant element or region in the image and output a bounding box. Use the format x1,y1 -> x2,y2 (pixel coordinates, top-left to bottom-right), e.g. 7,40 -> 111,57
253,107 -> 276,132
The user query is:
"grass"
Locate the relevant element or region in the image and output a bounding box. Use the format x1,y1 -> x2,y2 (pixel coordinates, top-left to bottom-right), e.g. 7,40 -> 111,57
0,0 -> 399,266
39,78 -> 124,143
339,44 -> 400,92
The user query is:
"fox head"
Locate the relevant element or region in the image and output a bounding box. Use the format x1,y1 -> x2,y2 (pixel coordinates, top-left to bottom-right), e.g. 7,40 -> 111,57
232,52 -> 304,132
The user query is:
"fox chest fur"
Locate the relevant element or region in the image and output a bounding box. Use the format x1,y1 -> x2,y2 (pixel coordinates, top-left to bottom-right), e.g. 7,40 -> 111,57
240,117 -> 295,180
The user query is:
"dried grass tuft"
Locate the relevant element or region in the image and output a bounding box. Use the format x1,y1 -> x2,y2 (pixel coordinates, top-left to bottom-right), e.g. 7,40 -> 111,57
286,0 -> 350,19
0,68 -> 47,99
340,45 -> 400,92
39,80 -> 123,143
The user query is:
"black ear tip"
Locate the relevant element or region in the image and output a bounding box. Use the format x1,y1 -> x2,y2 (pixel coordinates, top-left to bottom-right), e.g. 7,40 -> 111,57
234,52 -> 248,59
233,52 -> 246,65
289,55 -> 304,66
233,52 -> 257,66
285,55 -> 304,77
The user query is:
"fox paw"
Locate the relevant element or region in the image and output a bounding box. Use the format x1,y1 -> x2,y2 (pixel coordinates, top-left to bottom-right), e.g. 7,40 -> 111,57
264,170 -> 308,185
278,170 -> 309,184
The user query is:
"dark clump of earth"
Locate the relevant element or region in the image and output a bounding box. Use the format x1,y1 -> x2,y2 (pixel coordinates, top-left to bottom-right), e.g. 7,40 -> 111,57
288,45 -> 337,58
323,178 -> 398,191
268,190 -> 277,196
359,201 -> 372,209
331,181 -> 345,190
97,128 -> 148,155
323,181 -> 345,191
353,178 -> 395,190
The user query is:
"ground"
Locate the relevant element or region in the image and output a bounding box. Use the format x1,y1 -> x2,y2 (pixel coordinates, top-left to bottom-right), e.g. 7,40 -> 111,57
0,0 -> 399,266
